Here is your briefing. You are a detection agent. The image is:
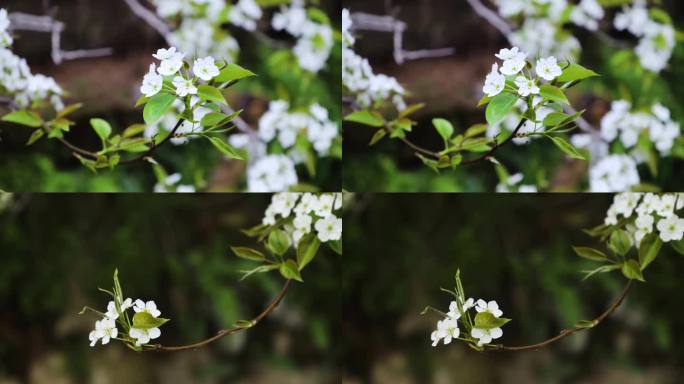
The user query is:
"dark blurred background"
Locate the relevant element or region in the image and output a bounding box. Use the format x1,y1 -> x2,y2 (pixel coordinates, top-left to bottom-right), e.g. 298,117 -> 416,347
343,0 -> 684,192
0,0 -> 341,191
0,193 -> 340,383
343,194 -> 684,383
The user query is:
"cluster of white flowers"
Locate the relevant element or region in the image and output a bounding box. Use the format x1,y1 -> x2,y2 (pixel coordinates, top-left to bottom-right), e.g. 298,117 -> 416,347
496,173 -> 538,193
0,9 -> 64,111
604,193 -> 684,244
483,47 -> 563,98
148,0 -> 242,59
246,154 -> 299,192
228,0 -> 263,31
486,97 -> 555,146
342,9 -> 406,111
570,0 -> 604,31
153,173 -> 196,193
140,47 -> 220,98
272,0 -> 333,73
262,193 -> 343,244
89,299 -> 164,347
614,0 -> 675,73
589,154 -> 640,192
257,100 -> 338,156
600,100 -> 680,156
431,299 -> 506,347
230,100 -> 339,192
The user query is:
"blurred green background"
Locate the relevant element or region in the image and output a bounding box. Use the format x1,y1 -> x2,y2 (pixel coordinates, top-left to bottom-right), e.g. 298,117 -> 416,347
343,1 -> 684,192
343,194 -> 684,383
0,193 -> 340,383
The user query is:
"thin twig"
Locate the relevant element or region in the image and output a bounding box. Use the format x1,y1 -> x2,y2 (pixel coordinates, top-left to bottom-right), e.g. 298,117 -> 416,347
149,279 -> 291,352
120,0 -> 171,39
119,118 -> 185,164
491,279 -> 632,352
464,0 -> 513,39
461,118 -> 527,165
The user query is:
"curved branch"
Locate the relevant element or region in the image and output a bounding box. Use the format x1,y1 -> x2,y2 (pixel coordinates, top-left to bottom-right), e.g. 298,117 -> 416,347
119,118 -> 185,164
490,279 -> 633,352
149,279 -> 292,352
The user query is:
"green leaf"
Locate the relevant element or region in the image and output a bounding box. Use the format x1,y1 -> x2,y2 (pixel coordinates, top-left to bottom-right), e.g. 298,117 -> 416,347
474,312 -> 511,330
231,246 -> 266,261
201,112 -> 229,128
197,85 -> 227,105
609,229 -> 632,256
132,312 -> 170,330
143,93 -> 175,125
548,136 -> 585,160
57,103 -> 83,118
369,129 -> 387,145
329,240 -> 342,255
239,264 -> 279,281
215,63 -> 257,83
638,233 -> 662,270
2,110 -> 43,128
557,63 -> 599,83
485,92 -> 517,126
582,264 -> 621,281
621,259 -> 645,282
123,124 -> 146,138
297,234 -> 320,271
344,110 -> 385,127
90,118 -> 112,144
672,239 -> 684,256
206,136 -> 244,160
233,319 -> 254,328
398,103 -> 425,118
572,246 -> 608,261
539,84 -> 569,105
543,112 -> 570,127
279,259 -> 303,282
574,320 -> 597,328
268,229 -> 291,256
26,129 -> 45,145
432,118 -> 454,143
465,124 -> 488,138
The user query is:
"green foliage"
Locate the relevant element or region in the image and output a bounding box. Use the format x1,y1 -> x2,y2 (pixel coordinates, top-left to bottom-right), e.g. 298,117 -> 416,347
143,93 -> 176,125
215,63 -> 257,83
485,92 -> 517,126
344,110 -> 385,127
474,312 -> 511,330
1,110 -> 43,127
132,312 -> 170,329
557,63 -> 600,83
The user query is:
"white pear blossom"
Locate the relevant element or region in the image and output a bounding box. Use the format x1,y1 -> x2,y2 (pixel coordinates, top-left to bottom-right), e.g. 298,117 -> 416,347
431,318 -> 460,346
154,47 -> 185,76
140,63 -> 163,97
656,215 -> 684,242
535,57 -> 562,81
589,155 -> 640,192
314,215 -> 342,242
129,327 -> 161,346
228,0 -> 263,31
133,300 -> 162,318
471,326 -> 503,346
89,318 -> 118,347
514,76 -> 539,97
247,155 -> 298,192
483,63 -> 505,97
475,299 -> 503,317
172,76 -> 197,97
193,56 -> 220,81
498,47 -> 527,76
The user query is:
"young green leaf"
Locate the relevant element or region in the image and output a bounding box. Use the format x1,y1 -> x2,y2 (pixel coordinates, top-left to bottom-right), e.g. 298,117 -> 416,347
432,118 -> 454,144
557,63 -> 599,83
239,264 -> 279,281
279,259 -> 303,282
198,85 -> 227,105
233,319 -> 255,328
539,84 -> 569,105
26,129 -> 45,145
297,234 -> 320,271
132,312 -> 170,330
268,229 -> 291,256
2,110 -> 43,128
215,63 -> 257,83
582,264 -> 621,281
344,110 -> 385,127
572,246 -> 608,261
231,246 -> 266,261
329,240 -> 342,255
56,103 -> 83,118
369,129 -> 387,146
143,93 -> 175,125
621,259 -> 645,282
474,312 -> 511,330
90,118 -> 112,144
672,239 -> 684,256
206,136 -> 244,160
609,229 -> 632,256
574,320 -> 597,328
485,92 -> 517,126
548,136 -> 585,160
465,124 -> 488,138
638,233 -> 662,270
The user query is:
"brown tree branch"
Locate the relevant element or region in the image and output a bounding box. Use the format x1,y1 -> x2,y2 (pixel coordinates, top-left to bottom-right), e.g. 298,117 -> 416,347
148,279 -> 292,352
490,279 -> 633,352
